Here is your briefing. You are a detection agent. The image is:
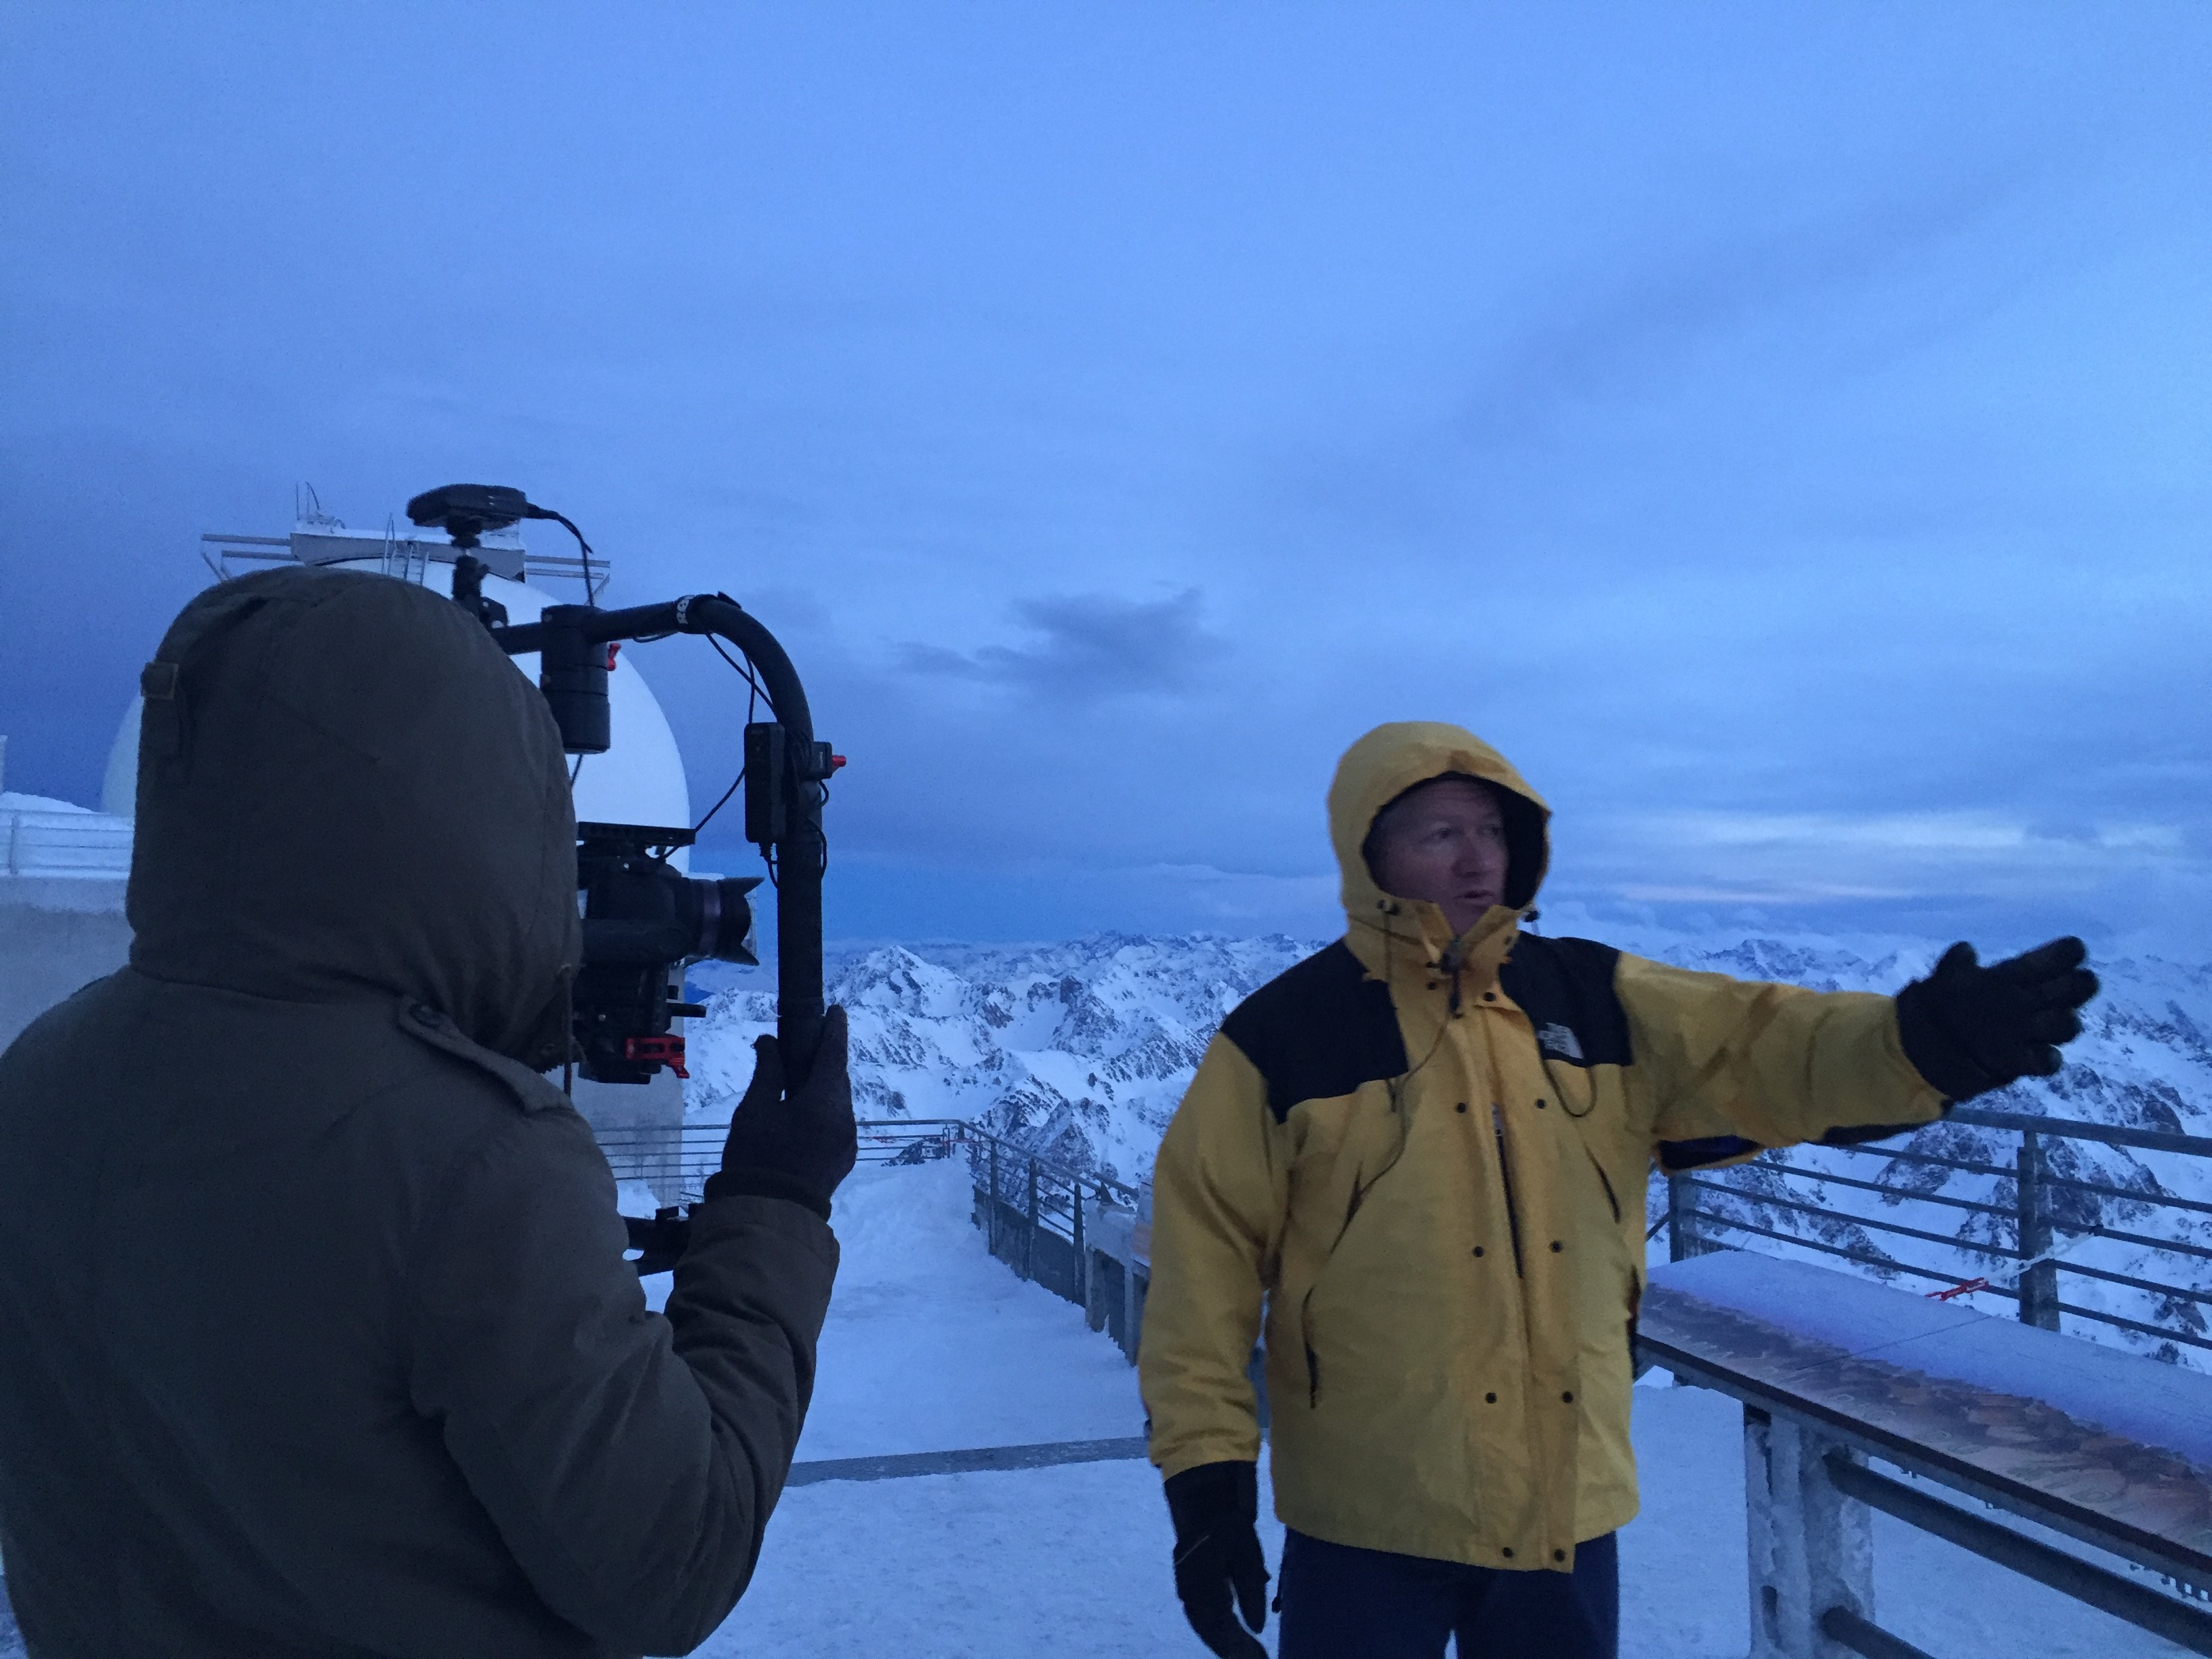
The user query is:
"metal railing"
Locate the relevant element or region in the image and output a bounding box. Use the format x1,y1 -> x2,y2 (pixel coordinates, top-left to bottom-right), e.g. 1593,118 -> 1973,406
964,1128 -> 1145,1251
1665,1105 -> 2212,1357
960,1127 -> 1150,1351
592,1114 -> 1153,1346
595,1117 -> 972,1200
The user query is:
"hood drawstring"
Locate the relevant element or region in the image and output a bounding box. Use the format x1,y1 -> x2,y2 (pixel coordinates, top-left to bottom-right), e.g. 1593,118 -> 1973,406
1382,897 -> 1470,1017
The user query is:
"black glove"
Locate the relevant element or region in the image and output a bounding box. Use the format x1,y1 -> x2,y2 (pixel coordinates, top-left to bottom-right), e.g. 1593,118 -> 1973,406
1164,1460 -> 1269,1659
703,1005 -> 857,1218
1895,937 -> 2099,1103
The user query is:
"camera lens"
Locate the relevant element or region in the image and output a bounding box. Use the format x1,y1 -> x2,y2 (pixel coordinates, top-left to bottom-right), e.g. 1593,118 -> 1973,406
688,876 -> 758,963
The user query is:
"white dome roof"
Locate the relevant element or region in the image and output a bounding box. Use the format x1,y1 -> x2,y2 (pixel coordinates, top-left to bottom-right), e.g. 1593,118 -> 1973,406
105,562 -> 695,871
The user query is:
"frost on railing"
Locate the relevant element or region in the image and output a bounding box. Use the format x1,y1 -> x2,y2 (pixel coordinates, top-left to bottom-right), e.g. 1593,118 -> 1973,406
1,809 -> 134,878
1658,1105 -> 2212,1369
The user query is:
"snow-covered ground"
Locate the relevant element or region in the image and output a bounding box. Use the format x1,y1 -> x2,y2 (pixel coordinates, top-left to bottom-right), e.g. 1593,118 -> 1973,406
692,1159 -> 2192,1658
1,1158 -> 2191,1656
642,1162 -> 1141,1458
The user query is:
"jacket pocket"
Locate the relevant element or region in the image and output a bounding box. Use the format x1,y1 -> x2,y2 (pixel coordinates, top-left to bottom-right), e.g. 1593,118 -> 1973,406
1626,1267 -> 1645,1374
1583,1141 -> 1621,1224
1300,1286 -> 1321,1406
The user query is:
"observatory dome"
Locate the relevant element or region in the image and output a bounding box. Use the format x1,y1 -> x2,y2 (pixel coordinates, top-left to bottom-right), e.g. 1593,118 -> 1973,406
103,561 -> 696,870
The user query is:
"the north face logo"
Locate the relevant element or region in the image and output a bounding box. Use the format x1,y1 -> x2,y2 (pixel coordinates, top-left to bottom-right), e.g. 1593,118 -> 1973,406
1537,1023 -> 1584,1062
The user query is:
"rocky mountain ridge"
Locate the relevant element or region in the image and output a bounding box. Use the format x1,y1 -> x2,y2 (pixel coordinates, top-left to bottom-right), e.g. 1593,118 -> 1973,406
688,928 -> 2212,1178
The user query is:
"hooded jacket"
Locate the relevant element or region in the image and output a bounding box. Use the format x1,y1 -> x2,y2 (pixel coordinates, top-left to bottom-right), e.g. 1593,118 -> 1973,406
1139,722 -> 1944,1572
0,568 -> 836,1657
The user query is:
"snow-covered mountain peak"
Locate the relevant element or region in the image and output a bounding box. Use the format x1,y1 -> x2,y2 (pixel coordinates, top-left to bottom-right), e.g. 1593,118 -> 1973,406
836,946 -> 978,1021
687,932 -> 1321,1183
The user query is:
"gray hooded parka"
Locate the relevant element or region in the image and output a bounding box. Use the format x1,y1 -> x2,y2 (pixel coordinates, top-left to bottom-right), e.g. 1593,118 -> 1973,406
0,567 -> 836,1657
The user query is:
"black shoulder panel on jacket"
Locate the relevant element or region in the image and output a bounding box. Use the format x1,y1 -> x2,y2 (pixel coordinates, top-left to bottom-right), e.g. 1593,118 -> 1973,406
1221,941 -> 1408,1124
1657,1135 -> 1763,1172
1498,934 -> 1631,1069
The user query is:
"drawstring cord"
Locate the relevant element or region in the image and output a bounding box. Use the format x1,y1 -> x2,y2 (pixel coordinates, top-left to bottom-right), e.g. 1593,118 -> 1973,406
1377,897 -> 1450,1116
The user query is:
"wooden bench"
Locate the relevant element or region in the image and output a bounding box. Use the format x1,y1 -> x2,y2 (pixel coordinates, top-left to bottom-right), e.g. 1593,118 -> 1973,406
1637,1251 -> 2212,1659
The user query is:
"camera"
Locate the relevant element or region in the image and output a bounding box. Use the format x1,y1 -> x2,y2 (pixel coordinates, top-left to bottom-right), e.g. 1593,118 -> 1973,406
573,821 -> 762,1084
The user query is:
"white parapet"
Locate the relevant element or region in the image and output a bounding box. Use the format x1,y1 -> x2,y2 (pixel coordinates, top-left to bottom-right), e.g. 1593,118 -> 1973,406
1,804 -> 134,883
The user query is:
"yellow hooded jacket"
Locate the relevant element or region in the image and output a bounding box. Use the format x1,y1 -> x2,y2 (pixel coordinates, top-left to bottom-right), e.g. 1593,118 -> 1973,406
1139,722 -> 1945,1572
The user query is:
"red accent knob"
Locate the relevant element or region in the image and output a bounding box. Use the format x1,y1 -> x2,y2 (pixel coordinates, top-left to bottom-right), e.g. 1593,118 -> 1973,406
621,1033 -> 689,1079
830,754 -> 848,771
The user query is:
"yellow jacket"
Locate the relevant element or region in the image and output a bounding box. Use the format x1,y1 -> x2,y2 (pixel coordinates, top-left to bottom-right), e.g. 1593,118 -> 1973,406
1139,722 -> 1944,1572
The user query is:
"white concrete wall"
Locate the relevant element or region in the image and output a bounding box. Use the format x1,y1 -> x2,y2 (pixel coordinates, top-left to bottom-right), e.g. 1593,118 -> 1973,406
0,884 -> 134,1051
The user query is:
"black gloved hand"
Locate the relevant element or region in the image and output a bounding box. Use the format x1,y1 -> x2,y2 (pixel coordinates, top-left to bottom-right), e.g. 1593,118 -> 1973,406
703,1005 -> 857,1219
1895,937 -> 2099,1103
1164,1460 -> 1269,1659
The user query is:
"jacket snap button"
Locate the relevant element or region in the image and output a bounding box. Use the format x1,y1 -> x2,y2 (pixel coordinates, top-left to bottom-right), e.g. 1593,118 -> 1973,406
409,1004 -> 439,1026
1481,991 -> 1495,1002
1456,1102 -> 1468,1113
1553,1549 -> 1567,1563
1535,1098 -> 1548,1109
1485,1391 -> 1497,1404
1500,1547 -> 1514,1559
1472,1246 -> 1485,1257
1561,1391 -> 1575,1404
1549,1240 -> 1563,1253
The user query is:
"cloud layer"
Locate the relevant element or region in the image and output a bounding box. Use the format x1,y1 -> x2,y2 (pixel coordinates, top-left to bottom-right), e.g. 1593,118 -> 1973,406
2,4 -> 2207,953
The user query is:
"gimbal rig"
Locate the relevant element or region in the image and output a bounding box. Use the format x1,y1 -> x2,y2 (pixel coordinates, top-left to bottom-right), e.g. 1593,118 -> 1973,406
407,483 -> 838,1088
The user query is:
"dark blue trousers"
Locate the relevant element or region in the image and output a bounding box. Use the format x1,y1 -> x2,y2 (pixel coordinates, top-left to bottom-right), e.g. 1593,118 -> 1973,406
1276,1528 -> 1618,1659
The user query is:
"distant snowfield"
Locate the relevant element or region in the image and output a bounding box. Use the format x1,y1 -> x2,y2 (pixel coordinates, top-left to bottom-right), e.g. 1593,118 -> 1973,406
696,1161 -> 2188,1658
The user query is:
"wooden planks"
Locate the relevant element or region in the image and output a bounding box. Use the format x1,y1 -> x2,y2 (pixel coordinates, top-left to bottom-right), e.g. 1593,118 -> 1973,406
1638,1252 -> 2212,1587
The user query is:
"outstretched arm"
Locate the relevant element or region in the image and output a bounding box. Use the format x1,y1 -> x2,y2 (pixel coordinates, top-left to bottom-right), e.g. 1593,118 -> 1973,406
1622,937 -> 2097,1171
1619,951 -> 1944,1167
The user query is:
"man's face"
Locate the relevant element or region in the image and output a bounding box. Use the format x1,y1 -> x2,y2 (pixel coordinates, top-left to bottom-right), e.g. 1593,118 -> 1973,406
1365,777 -> 1511,937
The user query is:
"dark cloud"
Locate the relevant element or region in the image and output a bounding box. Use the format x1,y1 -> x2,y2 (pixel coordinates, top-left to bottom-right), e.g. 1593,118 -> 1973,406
901,589 -> 1220,701
1458,164 -> 2041,447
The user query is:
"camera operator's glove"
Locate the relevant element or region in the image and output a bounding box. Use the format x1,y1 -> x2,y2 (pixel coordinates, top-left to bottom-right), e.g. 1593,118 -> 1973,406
1164,1460 -> 1269,1659
1895,937 -> 2099,1104
703,1005 -> 857,1219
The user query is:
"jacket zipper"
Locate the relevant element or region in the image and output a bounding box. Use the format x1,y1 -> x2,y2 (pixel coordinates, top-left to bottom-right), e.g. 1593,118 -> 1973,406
1492,1105 -> 1524,1277
1307,1163 -> 1382,1409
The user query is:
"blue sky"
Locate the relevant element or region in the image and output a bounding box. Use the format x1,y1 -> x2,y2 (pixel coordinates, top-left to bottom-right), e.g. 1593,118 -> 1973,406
3,5 -> 2207,952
